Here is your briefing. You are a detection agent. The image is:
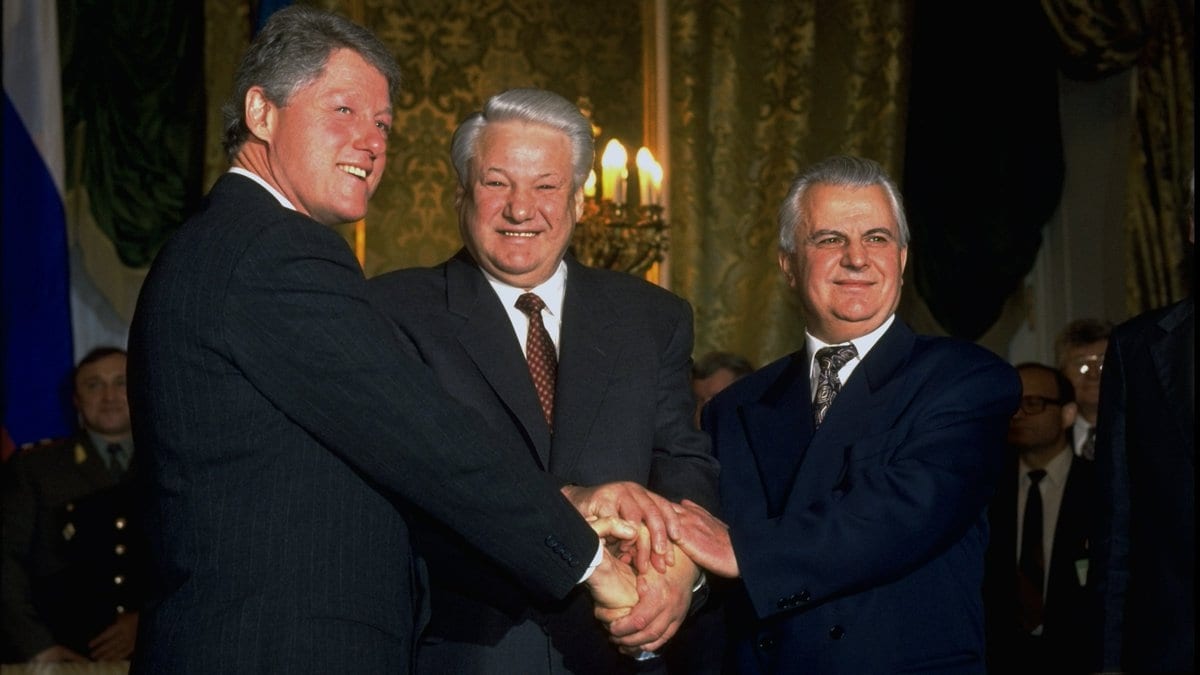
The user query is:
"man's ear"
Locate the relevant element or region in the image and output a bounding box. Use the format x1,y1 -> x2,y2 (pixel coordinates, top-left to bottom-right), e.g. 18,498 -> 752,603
1061,401 -> 1078,430
244,87 -> 275,143
778,250 -> 797,288
573,186 -> 585,221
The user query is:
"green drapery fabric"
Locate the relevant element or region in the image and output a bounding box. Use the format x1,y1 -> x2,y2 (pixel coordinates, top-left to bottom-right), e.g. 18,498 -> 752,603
60,0 -> 206,268
1041,0 -> 1194,313
667,1 -> 912,365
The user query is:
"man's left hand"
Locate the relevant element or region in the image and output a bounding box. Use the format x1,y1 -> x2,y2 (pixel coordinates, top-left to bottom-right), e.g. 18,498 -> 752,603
88,611 -> 138,661
597,545 -> 699,654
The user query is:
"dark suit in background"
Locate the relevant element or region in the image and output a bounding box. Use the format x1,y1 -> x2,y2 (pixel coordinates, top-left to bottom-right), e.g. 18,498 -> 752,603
1091,296 -> 1194,673
705,320 -> 1017,673
369,250 -> 718,674
984,454 -> 1095,673
129,174 -> 602,673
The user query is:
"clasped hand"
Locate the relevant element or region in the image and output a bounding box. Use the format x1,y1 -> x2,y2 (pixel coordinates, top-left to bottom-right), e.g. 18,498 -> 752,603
569,483 -> 708,654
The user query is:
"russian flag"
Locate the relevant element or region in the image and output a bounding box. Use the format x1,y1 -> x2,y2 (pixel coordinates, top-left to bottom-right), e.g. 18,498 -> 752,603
2,1 -> 75,452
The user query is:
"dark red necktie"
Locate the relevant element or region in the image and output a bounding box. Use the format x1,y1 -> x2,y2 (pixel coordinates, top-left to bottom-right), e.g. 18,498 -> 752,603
515,293 -> 557,430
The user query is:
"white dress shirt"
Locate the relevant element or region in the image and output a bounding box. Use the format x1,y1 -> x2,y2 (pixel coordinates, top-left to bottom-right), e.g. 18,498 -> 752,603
804,314 -> 896,401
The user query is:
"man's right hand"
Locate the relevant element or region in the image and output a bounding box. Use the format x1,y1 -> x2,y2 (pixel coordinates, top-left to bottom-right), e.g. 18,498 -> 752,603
584,548 -> 639,619
30,644 -> 88,662
671,499 -> 739,578
583,516 -> 640,615
563,482 -> 679,573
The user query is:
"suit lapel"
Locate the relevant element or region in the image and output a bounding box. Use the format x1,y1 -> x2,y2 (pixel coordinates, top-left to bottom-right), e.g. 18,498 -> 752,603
1149,298 -> 1195,458
740,354 -> 812,516
549,260 -> 619,476
813,320 -> 915,450
446,251 -> 553,466
778,321 -> 916,514
1048,454 -> 1091,600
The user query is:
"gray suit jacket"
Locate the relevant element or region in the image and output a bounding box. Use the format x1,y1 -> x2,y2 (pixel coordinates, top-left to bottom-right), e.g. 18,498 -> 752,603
368,249 -> 719,674
128,174 -> 601,674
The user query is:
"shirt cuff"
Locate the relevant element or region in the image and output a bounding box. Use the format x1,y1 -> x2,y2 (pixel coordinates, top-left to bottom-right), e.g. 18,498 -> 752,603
576,540 -> 606,584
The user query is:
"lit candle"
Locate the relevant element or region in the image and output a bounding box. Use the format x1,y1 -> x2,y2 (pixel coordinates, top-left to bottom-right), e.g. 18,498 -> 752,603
649,157 -> 663,206
616,168 -> 628,205
601,139 -> 627,203
584,169 -> 597,199
636,148 -> 664,206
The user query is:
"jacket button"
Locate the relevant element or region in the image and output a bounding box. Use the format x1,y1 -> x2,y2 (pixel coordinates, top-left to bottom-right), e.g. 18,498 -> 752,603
545,535 -> 559,547
829,625 -> 845,640
757,637 -> 776,650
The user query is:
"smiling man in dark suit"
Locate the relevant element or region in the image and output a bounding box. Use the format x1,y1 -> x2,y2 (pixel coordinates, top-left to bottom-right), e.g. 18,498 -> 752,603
669,155 -> 1020,674
368,88 -> 718,674
127,9 -> 644,673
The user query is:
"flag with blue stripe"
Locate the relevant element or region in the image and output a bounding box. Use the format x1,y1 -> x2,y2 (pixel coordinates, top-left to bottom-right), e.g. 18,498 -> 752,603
3,1 -> 75,449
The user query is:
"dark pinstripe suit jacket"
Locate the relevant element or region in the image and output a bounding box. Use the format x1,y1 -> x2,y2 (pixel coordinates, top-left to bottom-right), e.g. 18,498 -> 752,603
127,174 -> 600,674
368,250 -> 718,674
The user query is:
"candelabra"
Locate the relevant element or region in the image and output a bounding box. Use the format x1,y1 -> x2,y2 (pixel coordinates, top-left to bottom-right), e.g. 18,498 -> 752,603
571,132 -> 669,278
572,199 -> 668,278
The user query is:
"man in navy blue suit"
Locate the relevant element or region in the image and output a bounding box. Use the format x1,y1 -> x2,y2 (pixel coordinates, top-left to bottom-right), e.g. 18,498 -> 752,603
671,155 -> 1020,673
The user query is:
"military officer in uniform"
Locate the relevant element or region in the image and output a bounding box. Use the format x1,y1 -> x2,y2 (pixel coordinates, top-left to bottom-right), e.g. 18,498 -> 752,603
1,346 -> 148,663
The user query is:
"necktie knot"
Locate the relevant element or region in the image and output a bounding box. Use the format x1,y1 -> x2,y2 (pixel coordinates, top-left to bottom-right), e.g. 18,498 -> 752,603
106,443 -> 125,478
515,292 -> 547,315
816,344 -> 858,373
1080,426 -> 1097,460
1027,468 -> 1046,485
812,344 -> 858,427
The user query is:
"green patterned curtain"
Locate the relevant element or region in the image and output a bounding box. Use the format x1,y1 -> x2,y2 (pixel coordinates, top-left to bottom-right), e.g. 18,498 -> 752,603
668,1 -> 913,366
1041,0 -> 1194,313
61,0 -> 206,268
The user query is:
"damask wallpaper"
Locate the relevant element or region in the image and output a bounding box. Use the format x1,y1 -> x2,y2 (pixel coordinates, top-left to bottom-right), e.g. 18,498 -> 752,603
668,1 -> 913,365
204,0 -> 643,277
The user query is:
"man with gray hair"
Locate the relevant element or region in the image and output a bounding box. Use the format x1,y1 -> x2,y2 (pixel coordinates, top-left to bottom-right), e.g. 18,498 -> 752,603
369,88 -> 718,674
1054,318 -> 1113,459
671,155 -> 1020,673
129,10 -> 644,672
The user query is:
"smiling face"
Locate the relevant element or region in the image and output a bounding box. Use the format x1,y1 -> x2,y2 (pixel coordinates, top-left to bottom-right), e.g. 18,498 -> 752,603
779,183 -> 908,343
242,48 -> 392,226
459,120 -> 584,289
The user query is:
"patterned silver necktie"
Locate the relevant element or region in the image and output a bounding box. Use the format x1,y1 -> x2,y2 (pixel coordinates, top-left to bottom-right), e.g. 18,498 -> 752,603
812,344 -> 858,427
1080,425 -> 1096,460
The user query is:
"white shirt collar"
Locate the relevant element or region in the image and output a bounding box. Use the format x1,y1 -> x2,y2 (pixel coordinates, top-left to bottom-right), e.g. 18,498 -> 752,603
805,314 -> 895,399
228,167 -> 297,211
481,260 -> 568,353
1019,444 -> 1073,487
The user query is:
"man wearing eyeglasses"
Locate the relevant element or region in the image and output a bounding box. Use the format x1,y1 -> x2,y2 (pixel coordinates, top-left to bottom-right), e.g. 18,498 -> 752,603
1053,319 -> 1113,460
983,363 -> 1095,674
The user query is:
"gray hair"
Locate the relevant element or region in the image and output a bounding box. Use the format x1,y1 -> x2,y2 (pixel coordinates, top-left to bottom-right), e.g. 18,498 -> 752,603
221,5 -> 402,161
450,88 -> 594,192
777,155 -> 910,253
